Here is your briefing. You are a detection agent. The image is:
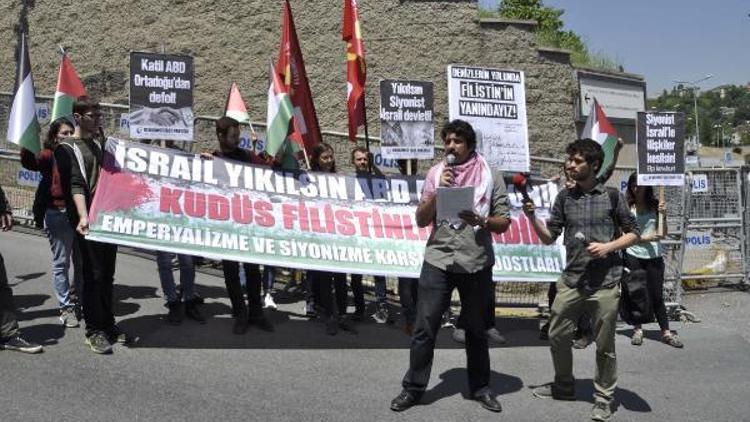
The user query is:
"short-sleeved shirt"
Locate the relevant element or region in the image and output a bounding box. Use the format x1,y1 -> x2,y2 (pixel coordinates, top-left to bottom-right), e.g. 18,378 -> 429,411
546,183 -> 639,290
422,170 -> 509,274
626,209 -> 662,259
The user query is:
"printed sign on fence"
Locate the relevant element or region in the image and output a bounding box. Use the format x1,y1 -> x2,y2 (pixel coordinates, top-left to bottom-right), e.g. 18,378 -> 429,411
129,52 -> 194,141
87,138 -> 563,281
447,65 -> 530,172
636,111 -> 685,186
379,80 -> 434,160
16,169 -> 41,187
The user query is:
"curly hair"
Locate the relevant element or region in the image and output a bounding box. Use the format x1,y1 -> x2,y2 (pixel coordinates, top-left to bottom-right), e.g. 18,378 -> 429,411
566,138 -> 604,174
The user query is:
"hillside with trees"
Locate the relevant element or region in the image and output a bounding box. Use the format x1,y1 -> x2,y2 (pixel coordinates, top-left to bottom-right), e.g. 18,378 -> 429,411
648,85 -> 750,146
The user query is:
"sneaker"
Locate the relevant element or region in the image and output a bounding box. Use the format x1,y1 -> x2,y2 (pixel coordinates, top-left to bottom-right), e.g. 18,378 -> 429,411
184,300 -> 206,324
85,332 -> 113,354
486,327 -> 507,345
591,401 -> 612,421
60,308 -> 79,328
662,333 -> 684,348
263,293 -> 277,309
107,326 -> 131,345
372,306 -> 389,324
452,328 -> 466,344
573,335 -> 591,349
166,301 -> 183,325
631,330 -> 643,346
531,383 -> 575,401
249,316 -> 275,332
441,311 -> 455,328
0,335 -> 43,354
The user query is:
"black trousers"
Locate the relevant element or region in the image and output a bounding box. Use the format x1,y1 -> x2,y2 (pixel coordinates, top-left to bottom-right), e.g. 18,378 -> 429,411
78,236 -> 117,336
0,253 -> 20,339
402,262 -> 493,397
348,274 -> 367,313
398,277 -> 418,325
310,270 -> 347,319
624,254 -> 669,331
222,261 -> 263,319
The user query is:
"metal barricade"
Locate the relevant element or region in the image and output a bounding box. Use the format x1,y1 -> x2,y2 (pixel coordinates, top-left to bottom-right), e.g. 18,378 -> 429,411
679,168 -> 747,291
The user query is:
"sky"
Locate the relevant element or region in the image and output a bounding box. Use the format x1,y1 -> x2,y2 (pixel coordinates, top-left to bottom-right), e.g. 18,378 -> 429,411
479,0 -> 750,97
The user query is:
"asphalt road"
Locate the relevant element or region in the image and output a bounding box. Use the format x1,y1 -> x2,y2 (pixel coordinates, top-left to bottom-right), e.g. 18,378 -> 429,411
1,230 -> 749,422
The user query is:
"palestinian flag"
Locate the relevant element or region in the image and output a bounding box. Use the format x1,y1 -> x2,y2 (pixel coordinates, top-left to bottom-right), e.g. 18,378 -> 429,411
265,63 -> 296,159
51,52 -> 87,122
224,82 -> 251,124
581,99 -> 618,177
7,33 -> 41,154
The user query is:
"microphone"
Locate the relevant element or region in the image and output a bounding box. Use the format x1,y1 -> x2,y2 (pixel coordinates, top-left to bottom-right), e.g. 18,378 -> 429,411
512,172 -> 532,202
445,154 -> 456,186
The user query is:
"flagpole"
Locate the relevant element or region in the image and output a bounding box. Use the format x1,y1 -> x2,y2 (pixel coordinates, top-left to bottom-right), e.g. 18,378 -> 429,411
362,96 -> 372,174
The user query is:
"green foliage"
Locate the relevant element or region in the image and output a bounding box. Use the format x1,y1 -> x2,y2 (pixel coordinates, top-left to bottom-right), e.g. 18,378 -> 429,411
648,85 -> 750,146
495,0 -> 622,71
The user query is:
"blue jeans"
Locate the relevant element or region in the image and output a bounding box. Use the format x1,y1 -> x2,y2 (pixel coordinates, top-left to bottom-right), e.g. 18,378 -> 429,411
157,252 -> 195,303
43,208 -> 82,310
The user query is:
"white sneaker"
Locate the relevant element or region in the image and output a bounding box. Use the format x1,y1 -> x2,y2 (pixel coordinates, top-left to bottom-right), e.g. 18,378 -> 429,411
263,293 -> 277,309
60,308 -> 79,328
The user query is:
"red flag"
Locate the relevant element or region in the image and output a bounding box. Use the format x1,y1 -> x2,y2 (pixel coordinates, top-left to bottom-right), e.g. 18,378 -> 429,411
342,0 -> 366,142
275,0 -> 322,156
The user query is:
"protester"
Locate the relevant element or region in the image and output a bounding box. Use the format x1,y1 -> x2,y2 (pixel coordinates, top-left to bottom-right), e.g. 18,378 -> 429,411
625,172 -> 683,348
391,120 -> 510,413
350,146 -> 389,323
151,140 -> 205,325
20,117 -> 83,328
209,117 -> 273,335
55,99 -> 130,354
157,252 -> 204,325
0,183 -> 43,353
523,138 -> 639,422
307,143 -> 356,335
541,137 -> 624,348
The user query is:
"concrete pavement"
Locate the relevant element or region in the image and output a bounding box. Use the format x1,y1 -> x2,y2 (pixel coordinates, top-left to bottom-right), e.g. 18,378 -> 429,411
1,230 -> 749,421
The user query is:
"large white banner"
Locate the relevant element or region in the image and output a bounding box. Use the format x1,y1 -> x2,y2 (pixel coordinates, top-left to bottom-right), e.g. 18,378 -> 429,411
447,65 -> 529,172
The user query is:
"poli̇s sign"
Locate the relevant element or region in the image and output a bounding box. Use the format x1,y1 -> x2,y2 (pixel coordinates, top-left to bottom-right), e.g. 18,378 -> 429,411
370,147 -> 399,169
691,174 -> 708,193
17,169 -> 41,187
685,231 -> 711,249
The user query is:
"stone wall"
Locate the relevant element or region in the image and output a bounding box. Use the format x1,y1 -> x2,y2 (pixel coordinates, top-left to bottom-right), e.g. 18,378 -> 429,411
0,0 -> 577,172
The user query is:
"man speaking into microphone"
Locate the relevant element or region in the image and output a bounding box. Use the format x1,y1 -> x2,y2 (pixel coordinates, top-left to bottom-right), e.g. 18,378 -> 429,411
391,120 -> 510,413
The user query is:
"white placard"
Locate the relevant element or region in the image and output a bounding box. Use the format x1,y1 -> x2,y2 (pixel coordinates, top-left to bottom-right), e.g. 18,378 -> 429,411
447,65 -> 529,172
